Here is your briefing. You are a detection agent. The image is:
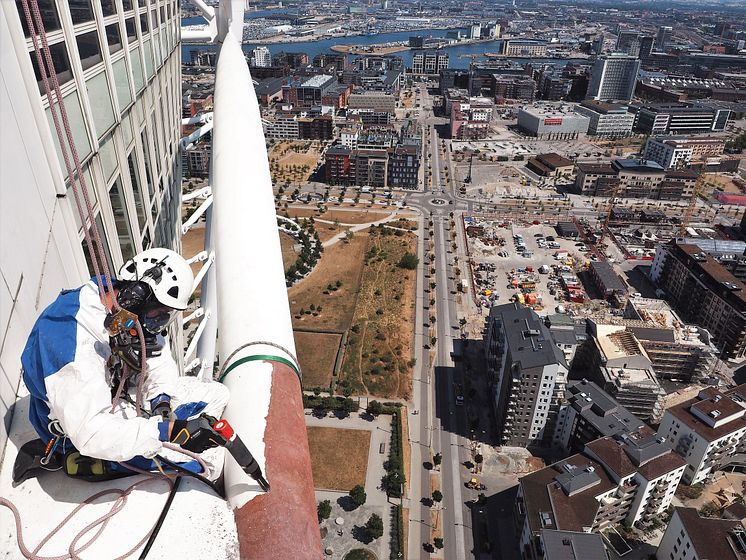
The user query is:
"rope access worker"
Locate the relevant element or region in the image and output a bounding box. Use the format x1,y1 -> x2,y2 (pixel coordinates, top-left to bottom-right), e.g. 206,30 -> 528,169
15,248 -> 230,481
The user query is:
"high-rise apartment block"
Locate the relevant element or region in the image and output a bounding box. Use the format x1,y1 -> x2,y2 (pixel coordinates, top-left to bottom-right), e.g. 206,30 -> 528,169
251,46 -> 271,67
651,242 -> 746,359
615,30 -> 641,56
411,51 -> 449,75
658,385 -> 746,485
656,25 -> 673,50
587,54 -> 641,103
484,304 -> 569,448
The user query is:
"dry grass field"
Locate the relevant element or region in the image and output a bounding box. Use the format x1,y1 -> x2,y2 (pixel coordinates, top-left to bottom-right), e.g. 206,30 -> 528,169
307,427 -> 370,491
294,331 -> 342,388
288,233 -> 368,332
340,228 -> 417,399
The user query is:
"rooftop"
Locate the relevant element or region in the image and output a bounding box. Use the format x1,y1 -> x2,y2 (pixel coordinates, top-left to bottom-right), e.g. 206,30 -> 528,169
675,507 -> 746,560
540,530 -> 609,560
585,435 -> 686,481
666,385 -> 746,442
590,261 -> 627,293
566,379 -> 647,440
580,99 -> 628,113
612,158 -> 666,174
490,304 -> 567,371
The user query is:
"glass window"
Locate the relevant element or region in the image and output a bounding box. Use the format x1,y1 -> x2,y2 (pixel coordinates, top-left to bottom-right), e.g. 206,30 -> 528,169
138,0 -> 147,7
143,39 -> 154,78
67,164 -> 97,230
109,177 -> 135,260
101,0 -> 117,17
30,41 -> 73,93
125,18 -> 137,43
127,150 -> 148,230
112,57 -> 133,110
86,71 -> 115,137
122,0 -> 133,10
15,0 -> 61,36
46,91 -> 92,171
69,0 -> 94,25
99,134 -> 118,180
142,228 -> 151,250
130,46 -> 145,92
139,13 -> 149,33
121,110 -> 134,145
105,23 -> 122,54
82,215 -> 115,276
77,31 -> 102,71
141,128 -> 155,197
151,8 -> 158,28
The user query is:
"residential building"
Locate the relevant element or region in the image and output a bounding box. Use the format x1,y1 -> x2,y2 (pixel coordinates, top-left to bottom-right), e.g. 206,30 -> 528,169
298,114 -> 334,140
556,379 -> 650,454
517,436 -> 685,558
321,84 -> 352,109
484,304 -> 569,448
324,145 -> 353,185
517,105 -> 590,140
643,136 -> 726,169
675,238 -> 746,283
191,50 -> 217,67
263,112 -> 300,139
544,314 -> 588,365
450,98 -> 494,140
185,145 -> 211,178
503,40 -> 548,57
255,77 -> 286,106
271,51 -> 309,69
658,385 -> 746,485
387,141 -> 421,190
650,242 -> 746,359
412,51 -> 449,75
536,530 -> 609,560
575,159 -> 696,200
586,54 -> 641,103
339,126 -> 361,149
349,109 -> 391,126
493,75 -> 536,101
251,46 -> 271,68
575,100 -> 635,138
353,149 -> 389,188
589,261 -> 628,300
526,153 -> 574,178
537,72 -> 573,101
657,507 -> 746,560
348,92 -> 396,113
312,52 -> 348,72
632,103 -> 731,135
469,22 -> 482,40
624,298 -> 718,383
572,321 -> 666,423
584,435 -> 686,526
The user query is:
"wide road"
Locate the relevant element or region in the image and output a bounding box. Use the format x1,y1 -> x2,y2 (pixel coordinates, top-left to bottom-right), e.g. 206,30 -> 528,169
406,89 -> 475,559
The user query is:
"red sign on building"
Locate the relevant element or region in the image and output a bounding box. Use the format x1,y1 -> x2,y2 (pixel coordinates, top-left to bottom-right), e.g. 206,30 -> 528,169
543,118 -> 563,125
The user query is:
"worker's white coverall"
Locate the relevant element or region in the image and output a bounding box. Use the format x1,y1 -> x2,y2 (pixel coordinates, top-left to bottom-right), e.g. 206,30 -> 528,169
21,279 -> 229,462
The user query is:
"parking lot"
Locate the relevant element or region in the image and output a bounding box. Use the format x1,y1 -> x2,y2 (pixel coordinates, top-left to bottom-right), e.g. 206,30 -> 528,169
467,220 -> 593,315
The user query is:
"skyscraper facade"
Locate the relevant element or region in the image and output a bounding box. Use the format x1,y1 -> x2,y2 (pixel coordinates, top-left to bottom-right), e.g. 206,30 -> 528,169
1,0 -> 183,451
586,54 -> 641,102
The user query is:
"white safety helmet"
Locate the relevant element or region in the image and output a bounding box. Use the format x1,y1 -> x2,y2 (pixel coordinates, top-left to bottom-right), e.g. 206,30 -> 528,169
118,248 -> 194,310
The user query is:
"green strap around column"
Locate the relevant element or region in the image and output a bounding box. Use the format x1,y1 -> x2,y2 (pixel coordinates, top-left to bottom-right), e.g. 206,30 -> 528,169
219,354 -> 301,383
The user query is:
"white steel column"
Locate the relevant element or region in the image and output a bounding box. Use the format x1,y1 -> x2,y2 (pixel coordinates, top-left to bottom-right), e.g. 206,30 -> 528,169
211,31 -> 297,505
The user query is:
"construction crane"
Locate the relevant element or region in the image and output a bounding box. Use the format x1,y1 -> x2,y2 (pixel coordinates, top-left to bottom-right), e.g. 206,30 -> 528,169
679,172 -> 708,237
597,179 -> 622,246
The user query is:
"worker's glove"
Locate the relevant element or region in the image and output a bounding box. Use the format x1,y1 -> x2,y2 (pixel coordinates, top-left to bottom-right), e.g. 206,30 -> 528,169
170,414 -> 227,454
150,394 -> 172,420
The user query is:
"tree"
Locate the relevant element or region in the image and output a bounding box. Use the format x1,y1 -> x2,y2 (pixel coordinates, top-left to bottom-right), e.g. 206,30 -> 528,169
349,484 -> 367,507
365,513 -> 384,540
317,499 -> 331,522
345,230 -> 354,242
398,252 -> 419,270
432,490 -> 443,503
433,452 -> 442,468
475,453 -> 483,465
434,537 -> 444,549
367,400 -> 383,417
